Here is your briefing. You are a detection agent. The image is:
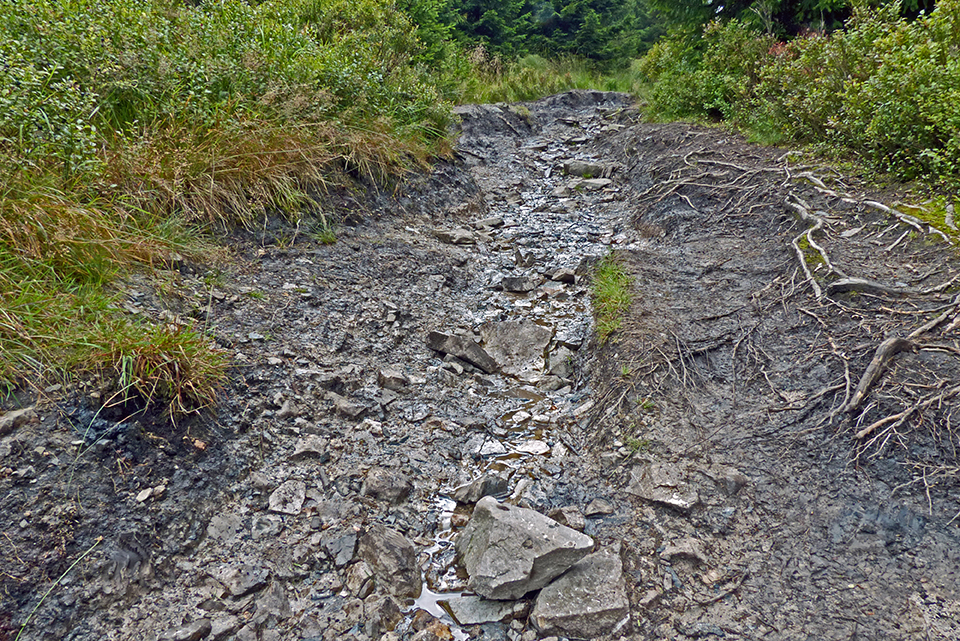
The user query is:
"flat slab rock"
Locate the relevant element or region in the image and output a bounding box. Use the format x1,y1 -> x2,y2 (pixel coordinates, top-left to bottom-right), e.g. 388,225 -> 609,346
442,594 -> 525,625
627,462 -> 699,513
530,547 -> 630,639
479,320 -> 552,378
456,496 -> 594,600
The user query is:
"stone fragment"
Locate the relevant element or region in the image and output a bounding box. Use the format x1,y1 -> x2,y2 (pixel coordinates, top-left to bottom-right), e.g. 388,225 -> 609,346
549,268 -> 577,283
327,392 -> 367,419
378,367 -> 410,391
473,217 -> 504,229
211,565 -> 269,597
563,159 -> 607,178
581,178 -> 613,190
291,435 -> 330,462
0,406 -> 36,435
585,498 -> 614,517
434,228 -> 475,244
701,464 -> 748,495
358,525 -> 422,598
466,435 -> 507,457
268,480 -> 306,515
345,560 -> 375,598
660,537 -> 707,565
627,463 -> 699,513
365,594 -> 403,637
426,331 -> 499,374
276,399 -> 298,419
443,595 -> 523,625
479,320 -> 552,379
456,497 -> 594,600
158,619 -> 212,641
210,616 -> 240,641
530,548 -> 630,639
451,474 -> 509,504
548,346 -> 575,379
362,467 -> 413,504
411,626 -> 451,641
548,506 -> 585,532
516,440 -> 550,456
514,248 -> 536,267
321,529 -> 358,567
251,515 -> 282,540
255,582 -> 292,619
207,513 -> 243,542
501,276 -> 540,292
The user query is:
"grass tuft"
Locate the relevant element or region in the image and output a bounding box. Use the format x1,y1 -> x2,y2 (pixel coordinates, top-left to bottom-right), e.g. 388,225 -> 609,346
591,253 -> 634,343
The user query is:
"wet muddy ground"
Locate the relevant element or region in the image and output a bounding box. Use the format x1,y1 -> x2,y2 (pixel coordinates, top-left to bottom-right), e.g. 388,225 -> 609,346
1,91 -> 958,641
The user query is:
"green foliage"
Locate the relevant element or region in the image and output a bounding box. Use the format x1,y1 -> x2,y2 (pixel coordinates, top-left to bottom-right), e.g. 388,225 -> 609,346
640,21 -> 775,121
644,0 -> 934,35
451,0 -> 661,66
461,51 -> 646,103
0,0 -> 463,412
0,0 -> 453,179
639,0 -> 960,186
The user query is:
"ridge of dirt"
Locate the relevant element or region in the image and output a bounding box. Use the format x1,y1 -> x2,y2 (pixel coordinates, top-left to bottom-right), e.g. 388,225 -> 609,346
1,90 -> 958,641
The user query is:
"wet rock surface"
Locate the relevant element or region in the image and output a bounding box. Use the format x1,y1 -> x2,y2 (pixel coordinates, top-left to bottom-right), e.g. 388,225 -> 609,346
1,90 -> 958,641
530,547 -> 630,638
456,497 -> 594,599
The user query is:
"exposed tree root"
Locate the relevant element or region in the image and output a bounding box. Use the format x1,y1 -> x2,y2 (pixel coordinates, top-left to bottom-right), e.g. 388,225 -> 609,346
843,337 -> 918,414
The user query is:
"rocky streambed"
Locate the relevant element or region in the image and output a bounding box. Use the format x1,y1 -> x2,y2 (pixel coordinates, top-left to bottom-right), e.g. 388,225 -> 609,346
2,91 -> 959,641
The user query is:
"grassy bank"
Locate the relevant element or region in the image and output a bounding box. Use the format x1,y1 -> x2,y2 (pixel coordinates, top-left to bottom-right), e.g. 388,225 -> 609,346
0,0 -> 642,413
0,0 -> 455,408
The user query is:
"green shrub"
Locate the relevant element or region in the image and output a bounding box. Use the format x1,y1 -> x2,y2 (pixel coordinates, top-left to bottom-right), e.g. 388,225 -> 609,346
640,0 -> 960,185
637,30 -> 705,118
639,21 -> 773,122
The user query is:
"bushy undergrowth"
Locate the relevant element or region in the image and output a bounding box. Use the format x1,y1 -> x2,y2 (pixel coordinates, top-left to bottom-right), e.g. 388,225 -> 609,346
639,0 -> 960,185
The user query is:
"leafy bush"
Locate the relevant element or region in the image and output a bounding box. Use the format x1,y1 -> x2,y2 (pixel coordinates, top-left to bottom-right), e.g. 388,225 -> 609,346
639,0 -> 960,185
639,21 -> 774,121
637,30 -> 706,118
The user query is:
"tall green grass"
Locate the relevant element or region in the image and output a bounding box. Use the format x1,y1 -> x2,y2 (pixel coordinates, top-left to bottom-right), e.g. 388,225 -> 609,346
591,253 -> 634,343
459,49 -> 647,104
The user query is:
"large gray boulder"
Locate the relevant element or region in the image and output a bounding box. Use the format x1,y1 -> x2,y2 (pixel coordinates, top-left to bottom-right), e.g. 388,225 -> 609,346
530,547 -> 630,639
456,497 -> 593,600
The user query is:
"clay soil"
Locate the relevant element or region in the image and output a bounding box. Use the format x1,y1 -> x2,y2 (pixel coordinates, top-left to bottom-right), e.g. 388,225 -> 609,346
1,91 -> 958,641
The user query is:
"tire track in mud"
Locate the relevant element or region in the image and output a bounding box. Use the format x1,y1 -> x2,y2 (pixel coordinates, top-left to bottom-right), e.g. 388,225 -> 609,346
2,91 -> 959,640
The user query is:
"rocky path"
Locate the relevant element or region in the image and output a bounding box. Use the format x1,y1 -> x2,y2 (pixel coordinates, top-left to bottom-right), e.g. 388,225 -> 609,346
1,91 -> 959,641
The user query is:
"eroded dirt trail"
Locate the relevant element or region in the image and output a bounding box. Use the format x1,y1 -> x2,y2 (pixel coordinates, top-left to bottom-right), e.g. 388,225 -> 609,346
1,91 -> 959,641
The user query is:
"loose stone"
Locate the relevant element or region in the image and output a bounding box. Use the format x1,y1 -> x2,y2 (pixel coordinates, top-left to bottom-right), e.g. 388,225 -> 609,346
358,524 -> 422,598
456,497 -> 594,600
268,480 -> 306,515
530,548 -> 630,639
